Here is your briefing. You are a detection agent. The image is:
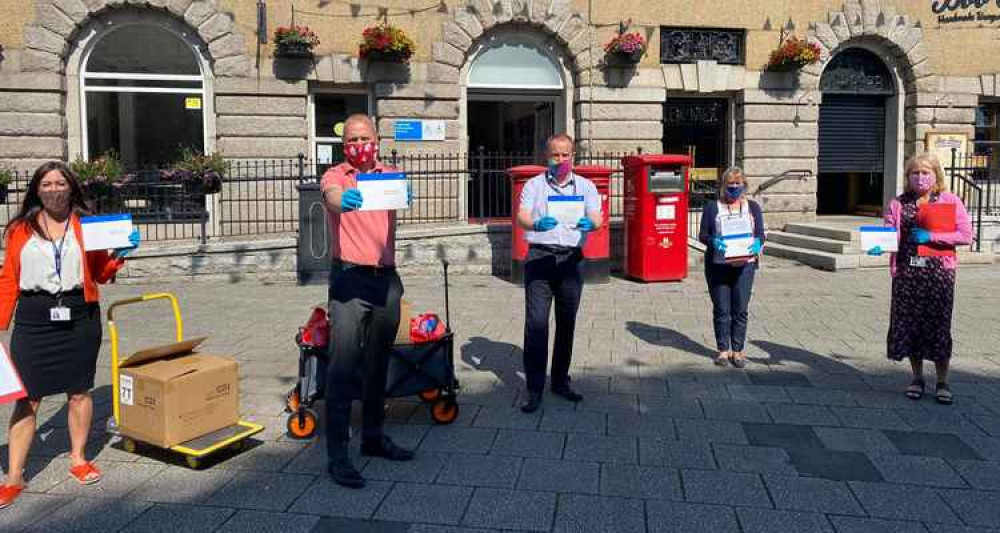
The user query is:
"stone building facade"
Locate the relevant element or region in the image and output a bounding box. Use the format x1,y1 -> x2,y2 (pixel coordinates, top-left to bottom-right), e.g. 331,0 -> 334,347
1,0 -> 999,229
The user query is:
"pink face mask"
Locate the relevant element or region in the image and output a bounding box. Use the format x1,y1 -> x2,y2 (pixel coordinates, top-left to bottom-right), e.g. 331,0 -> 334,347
547,159 -> 572,180
344,140 -> 378,168
909,172 -> 935,194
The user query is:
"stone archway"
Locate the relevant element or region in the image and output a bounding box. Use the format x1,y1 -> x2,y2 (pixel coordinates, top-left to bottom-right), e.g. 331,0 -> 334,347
22,0 -> 249,76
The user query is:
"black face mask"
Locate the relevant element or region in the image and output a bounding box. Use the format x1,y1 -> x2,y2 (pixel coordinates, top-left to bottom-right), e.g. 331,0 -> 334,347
39,190 -> 71,216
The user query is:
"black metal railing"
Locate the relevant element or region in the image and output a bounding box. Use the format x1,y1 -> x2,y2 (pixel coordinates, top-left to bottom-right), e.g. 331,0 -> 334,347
946,147 -> 989,252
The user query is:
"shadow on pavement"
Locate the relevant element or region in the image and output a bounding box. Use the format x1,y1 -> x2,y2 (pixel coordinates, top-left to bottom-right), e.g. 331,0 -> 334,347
459,336 -> 524,391
625,321 -> 716,360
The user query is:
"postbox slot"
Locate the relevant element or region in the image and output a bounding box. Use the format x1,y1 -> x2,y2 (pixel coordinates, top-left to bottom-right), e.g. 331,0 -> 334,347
648,168 -> 684,193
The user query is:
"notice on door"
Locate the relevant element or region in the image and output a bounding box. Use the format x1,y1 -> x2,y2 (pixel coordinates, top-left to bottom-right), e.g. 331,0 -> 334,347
185,97 -> 202,110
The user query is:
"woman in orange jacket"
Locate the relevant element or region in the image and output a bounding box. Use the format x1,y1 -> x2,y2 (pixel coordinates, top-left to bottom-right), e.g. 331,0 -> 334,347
0,161 -> 139,509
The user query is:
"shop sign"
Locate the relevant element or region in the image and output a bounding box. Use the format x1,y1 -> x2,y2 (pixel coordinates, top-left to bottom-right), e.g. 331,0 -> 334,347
932,0 -> 1000,24
393,119 -> 446,141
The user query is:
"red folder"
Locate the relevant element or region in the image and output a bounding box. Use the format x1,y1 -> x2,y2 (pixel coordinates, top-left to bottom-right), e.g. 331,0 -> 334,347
916,202 -> 956,258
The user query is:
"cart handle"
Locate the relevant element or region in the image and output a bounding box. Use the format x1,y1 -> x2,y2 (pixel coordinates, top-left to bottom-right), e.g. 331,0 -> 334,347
108,293 -> 184,428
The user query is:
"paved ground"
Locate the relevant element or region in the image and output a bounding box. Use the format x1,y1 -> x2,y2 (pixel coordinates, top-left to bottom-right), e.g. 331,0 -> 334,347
2,259 -> 1000,533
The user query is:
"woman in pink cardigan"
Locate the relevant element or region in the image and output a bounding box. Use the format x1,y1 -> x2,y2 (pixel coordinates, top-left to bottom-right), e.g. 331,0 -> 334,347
869,154 -> 973,404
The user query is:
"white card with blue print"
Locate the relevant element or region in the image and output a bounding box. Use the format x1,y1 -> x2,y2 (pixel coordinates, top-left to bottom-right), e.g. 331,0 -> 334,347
546,195 -> 586,227
80,213 -> 134,251
356,172 -> 409,211
859,226 -> 898,253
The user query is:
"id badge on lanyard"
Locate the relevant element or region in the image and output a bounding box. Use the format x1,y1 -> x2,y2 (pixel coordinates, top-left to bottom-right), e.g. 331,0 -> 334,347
909,256 -> 928,268
50,220 -> 71,322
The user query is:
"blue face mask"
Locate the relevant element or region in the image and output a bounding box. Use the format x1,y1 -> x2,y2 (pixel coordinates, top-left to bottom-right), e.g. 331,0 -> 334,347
725,185 -> 744,200
547,159 -> 571,180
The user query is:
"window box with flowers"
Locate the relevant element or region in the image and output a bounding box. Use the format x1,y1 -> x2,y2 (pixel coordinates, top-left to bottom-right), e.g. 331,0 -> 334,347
274,25 -> 320,59
70,153 -> 132,211
159,149 -> 226,196
766,36 -> 821,72
359,22 -> 415,63
604,31 -> 646,66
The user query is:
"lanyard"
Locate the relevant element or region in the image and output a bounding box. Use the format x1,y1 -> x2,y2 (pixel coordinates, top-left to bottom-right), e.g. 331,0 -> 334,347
723,200 -> 745,216
546,176 -> 577,196
47,217 -> 71,299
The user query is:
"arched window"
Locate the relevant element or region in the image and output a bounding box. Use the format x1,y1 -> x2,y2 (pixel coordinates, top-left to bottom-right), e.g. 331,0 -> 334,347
82,23 -> 206,167
468,39 -> 563,90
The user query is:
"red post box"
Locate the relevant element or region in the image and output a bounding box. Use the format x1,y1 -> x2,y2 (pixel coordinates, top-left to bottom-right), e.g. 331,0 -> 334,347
623,154 -> 692,282
507,165 -> 612,284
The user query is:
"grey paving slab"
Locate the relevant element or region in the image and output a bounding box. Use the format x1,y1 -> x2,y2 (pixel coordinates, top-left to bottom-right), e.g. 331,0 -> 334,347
489,429 -> 566,459
462,488 -> 558,532
885,430 -> 984,461
287,477 -> 393,518
763,474 -> 865,515
538,409 -> 607,434
831,407 -> 912,430
850,481 -> 962,524
700,399 -> 772,423
670,381 -> 732,400
714,442 -> 800,478
829,516 -> 930,533
766,403 -> 843,426
517,458 -> 600,494
814,427 -> 900,454
645,500 -> 741,533
599,463 -> 682,500
374,482 -> 473,526
742,422 -> 825,449
576,392 -> 640,413
747,371 -> 812,387
419,427 -> 498,455
675,419 -> 749,444
736,508 -> 835,533
949,459 -> 1000,490
204,471 -> 315,512
0,493 -> 72,533
937,489 -> 1000,528
46,461 -> 164,498
681,469 -> 772,508
896,410 -> 985,435
967,415 -> 1000,437
564,433 -> 637,464
639,438 -> 717,469
22,497 -> 151,533
606,413 -> 677,438
118,504 -> 235,533
553,494 -> 646,533
922,525 -> 1000,533
472,406 -> 542,430
637,396 -> 704,418
214,510 -> 321,533
727,384 -> 792,403
128,466 -> 237,505
437,454 -> 523,488
310,517 -> 410,533
866,453 -> 968,488
361,451 -> 448,483
786,387 -> 859,407
787,447 -> 884,482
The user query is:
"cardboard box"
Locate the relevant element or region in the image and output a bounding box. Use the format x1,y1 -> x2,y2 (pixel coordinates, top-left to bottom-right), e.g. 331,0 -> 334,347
118,337 -> 239,448
395,298 -> 413,345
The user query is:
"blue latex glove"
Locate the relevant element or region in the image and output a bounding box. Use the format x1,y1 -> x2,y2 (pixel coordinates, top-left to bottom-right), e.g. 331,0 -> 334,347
911,228 -> 931,244
406,183 -> 413,206
712,237 -> 727,253
576,217 -> 595,233
867,245 -> 884,256
113,228 -> 141,259
533,216 -> 558,232
341,188 -> 363,212
748,237 -> 763,256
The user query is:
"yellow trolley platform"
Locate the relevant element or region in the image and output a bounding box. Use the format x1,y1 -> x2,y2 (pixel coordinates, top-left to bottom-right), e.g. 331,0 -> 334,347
107,293 -> 264,469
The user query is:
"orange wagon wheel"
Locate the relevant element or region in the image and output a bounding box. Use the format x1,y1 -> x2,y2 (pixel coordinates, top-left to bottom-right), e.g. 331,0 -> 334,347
431,399 -> 459,424
286,408 -> 318,439
286,390 -> 301,412
418,389 -> 441,403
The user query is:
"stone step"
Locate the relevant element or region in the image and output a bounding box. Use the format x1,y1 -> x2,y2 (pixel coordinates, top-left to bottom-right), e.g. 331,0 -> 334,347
783,223 -> 857,243
767,230 -> 857,254
762,242 -> 859,271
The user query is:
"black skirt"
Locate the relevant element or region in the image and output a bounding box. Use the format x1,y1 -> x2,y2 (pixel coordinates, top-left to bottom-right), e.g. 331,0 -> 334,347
10,290 -> 102,398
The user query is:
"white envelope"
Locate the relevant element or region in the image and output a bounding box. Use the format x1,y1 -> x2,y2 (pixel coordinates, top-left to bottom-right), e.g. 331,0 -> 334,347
859,226 -> 899,252
547,195 -> 586,227
0,343 -> 27,404
357,172 -> 409,211
80,214 -> 133,252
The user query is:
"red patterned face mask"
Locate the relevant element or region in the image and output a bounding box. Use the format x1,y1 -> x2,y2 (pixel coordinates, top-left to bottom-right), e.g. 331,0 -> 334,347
344,140 -> 378,168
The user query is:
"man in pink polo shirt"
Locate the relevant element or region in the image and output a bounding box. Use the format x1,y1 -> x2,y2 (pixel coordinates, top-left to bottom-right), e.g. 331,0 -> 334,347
321,113 -> 413,488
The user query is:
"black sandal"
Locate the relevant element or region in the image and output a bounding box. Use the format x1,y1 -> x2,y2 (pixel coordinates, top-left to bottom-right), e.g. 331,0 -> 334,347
936,382 -> 953,405
906,378 -> 925,400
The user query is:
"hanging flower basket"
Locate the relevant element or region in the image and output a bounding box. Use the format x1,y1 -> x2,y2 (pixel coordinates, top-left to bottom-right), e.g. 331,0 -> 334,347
604,31 -> 646,66
766,36 -> 821,72
359,22 -> 415,63
274,25 -> 319,58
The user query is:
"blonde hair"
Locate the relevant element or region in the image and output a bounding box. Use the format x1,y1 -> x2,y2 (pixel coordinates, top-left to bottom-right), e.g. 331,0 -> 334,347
719,166 -> 748,197
903,153 -> 948,195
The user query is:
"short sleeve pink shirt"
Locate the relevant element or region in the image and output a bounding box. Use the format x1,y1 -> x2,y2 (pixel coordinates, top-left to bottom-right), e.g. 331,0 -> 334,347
320,162 -> 397,267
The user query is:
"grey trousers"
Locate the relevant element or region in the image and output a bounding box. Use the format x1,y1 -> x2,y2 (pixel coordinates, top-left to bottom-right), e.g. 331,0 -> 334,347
325,263 -> 403,458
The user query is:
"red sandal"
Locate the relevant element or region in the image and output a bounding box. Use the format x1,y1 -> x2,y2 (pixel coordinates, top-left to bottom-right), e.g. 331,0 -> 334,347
0,484 -> 24,509
69,462 -> 102,485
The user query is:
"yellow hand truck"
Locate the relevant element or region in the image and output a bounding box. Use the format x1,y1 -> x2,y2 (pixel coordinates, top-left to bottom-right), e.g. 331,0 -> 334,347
107,293 -> 264,469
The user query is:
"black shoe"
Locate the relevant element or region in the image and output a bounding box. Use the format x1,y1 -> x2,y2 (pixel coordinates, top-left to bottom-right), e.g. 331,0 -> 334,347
551,384 -> 583,403
328,455 -> 365,488
361,435 -> 414,461
520,390 -> 543,413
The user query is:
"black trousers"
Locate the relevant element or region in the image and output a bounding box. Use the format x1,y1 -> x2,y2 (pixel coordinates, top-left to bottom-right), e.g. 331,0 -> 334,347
705,263 -> 756,352
325,262 -> 403,458
523,246 -> 584,393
